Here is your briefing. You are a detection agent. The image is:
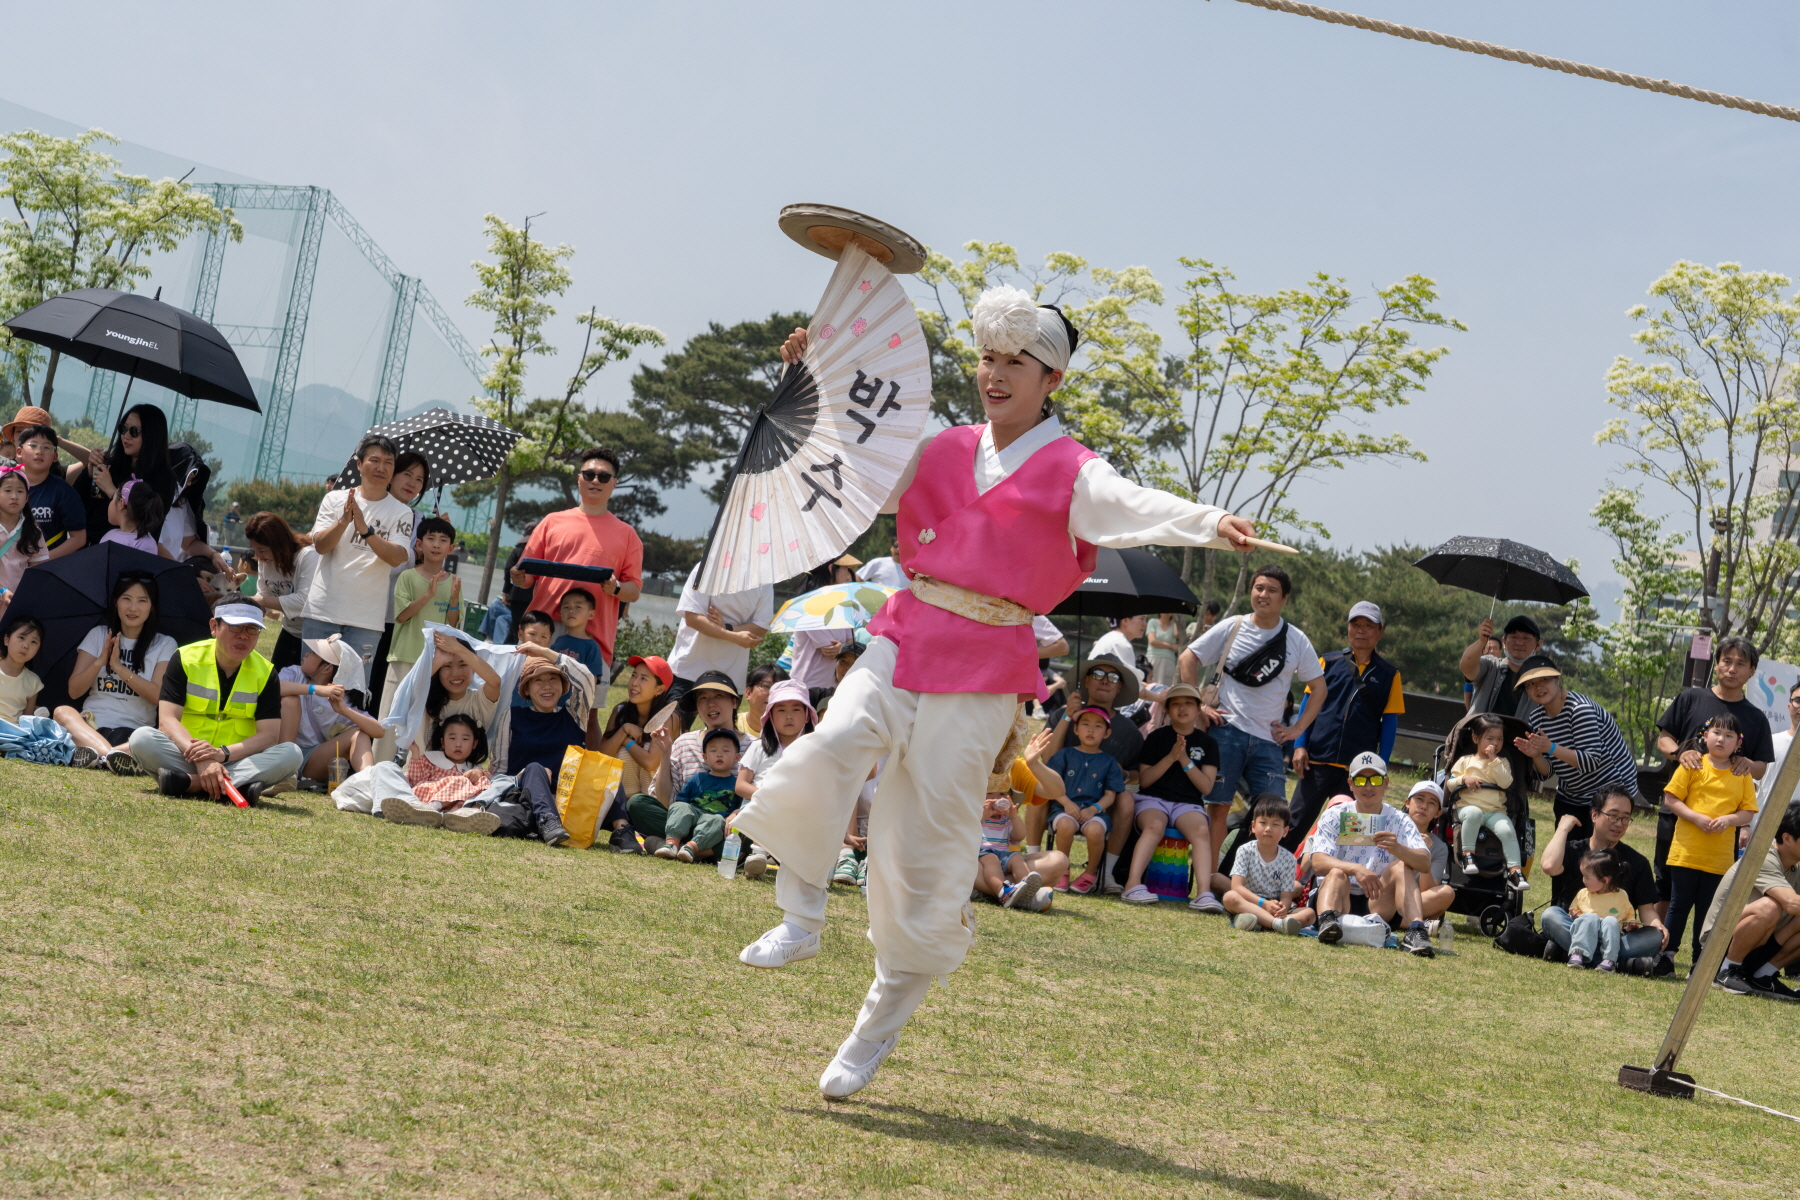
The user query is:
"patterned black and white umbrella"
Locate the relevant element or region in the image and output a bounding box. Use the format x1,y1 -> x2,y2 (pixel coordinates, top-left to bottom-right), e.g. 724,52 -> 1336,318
334,407 -> 523,494
1413,536 -> 1589,606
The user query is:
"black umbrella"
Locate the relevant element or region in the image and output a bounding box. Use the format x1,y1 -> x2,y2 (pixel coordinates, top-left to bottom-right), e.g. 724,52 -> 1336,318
4,544 -> 212,713
333,407 -> 524,504
2,288 -> 261,420
1413,536 -> 1589,610
1049,546 -> 1198,664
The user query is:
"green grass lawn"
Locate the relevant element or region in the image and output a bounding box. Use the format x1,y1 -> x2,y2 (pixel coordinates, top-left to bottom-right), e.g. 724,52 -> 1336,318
0,754 -> 1793,1199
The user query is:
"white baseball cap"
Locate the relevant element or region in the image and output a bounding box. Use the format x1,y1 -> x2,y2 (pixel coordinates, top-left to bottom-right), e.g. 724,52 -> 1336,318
1348,751 -> 1387,777
1408,778 -> 1444,802
1348,601 -> 1384,626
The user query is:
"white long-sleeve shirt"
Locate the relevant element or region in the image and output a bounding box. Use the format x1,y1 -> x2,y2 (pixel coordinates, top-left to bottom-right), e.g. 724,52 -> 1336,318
880,417 -> 1233,552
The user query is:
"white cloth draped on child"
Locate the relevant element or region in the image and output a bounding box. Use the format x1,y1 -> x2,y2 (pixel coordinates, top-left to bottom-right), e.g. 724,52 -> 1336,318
380,622 -> 595,771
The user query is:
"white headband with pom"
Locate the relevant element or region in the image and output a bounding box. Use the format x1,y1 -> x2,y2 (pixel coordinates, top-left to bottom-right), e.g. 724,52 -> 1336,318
971,285 -> 1073,372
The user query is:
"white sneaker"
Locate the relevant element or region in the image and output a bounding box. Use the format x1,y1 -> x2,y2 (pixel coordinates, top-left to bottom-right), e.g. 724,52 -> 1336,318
1003,871 -> 1042,909
743,850 -> 770,880
819,1033 -> 898,1099
441,806 -> 500,835
383,797 -> 442,828
738,922 -> 821,969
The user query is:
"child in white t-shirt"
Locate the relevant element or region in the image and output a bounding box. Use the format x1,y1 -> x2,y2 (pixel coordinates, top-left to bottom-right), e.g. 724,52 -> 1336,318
0,616 -> 44,724
53,574 -> 179,772
1223,795 -> 1313,934
736,680 -> 817,880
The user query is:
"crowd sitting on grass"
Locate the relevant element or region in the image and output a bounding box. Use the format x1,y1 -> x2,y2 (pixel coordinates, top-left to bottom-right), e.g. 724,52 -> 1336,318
6,405 -> 1800,998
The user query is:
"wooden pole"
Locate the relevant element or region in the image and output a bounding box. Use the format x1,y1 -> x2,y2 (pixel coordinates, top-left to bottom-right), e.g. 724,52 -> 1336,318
1623,743 -> 1799,1088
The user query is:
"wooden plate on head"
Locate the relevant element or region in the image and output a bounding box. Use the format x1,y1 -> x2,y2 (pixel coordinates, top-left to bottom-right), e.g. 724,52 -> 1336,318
778,204 -> 927,274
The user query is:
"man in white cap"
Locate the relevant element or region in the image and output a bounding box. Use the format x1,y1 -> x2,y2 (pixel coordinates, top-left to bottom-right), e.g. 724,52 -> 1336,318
1288,601 -> 1404,851
1302,751 -> 1435,956
129,596 -> 303,804
733,286 -> 1257,1100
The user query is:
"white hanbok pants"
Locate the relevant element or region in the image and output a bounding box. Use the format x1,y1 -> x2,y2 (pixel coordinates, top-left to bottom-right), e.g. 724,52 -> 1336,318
734,636 -> 1017,978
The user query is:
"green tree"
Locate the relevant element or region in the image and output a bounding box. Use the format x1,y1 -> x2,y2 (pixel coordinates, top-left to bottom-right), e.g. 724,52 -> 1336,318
1155,261 -> 1459,603
1563,488 -> 1702,759
1598,260 -> 1800,655
626,312 -> 809,502
0,128 -> 241,412
463,215 -> 664,603
227,478 -> 328,533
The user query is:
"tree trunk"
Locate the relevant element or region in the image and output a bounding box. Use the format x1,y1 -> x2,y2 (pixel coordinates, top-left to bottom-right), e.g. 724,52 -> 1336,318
38,348 -> 61,413
1202,547 -> 1217,607
478,461 -> 510,605
1181,544 -> 1195,594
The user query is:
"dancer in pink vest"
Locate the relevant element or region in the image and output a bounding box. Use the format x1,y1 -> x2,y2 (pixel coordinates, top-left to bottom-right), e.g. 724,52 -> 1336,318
732,286 -> 1256,1099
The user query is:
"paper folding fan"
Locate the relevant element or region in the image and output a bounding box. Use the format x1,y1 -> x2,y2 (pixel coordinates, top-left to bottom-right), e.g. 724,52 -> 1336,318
695,238 -> 931,594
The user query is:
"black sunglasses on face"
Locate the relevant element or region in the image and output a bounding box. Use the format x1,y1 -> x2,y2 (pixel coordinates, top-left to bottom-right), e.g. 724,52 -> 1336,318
579,469 -> 616,484
122,425 -> 142,437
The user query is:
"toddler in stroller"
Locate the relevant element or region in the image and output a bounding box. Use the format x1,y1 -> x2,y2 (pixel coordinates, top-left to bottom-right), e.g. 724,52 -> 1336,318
1446,713 -> 1529,894
1432,710 -> 1539,936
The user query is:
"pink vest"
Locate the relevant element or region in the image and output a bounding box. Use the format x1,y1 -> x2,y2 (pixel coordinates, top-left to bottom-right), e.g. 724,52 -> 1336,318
868,425 -> 1097,696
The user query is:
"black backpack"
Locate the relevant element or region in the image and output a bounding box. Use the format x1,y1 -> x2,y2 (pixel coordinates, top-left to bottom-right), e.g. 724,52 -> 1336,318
1494,911 -> 1547,958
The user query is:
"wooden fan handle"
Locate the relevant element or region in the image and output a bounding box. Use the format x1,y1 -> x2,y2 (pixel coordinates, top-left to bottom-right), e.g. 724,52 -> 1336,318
1234,536 -> 1299,555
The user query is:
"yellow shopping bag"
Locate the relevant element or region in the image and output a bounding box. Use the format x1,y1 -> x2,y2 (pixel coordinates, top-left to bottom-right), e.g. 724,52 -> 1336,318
554,745 -> 624,849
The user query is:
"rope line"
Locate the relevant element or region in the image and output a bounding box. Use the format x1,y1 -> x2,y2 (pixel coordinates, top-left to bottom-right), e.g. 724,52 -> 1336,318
1689,1082 -> 1800,1125
1231,0 -> 1800,125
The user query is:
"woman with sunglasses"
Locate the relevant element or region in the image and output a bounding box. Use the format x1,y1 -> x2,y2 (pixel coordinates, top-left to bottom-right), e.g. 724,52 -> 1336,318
53,571 -> 178,774
64,404 -> 176,545
510,447 -> 641,692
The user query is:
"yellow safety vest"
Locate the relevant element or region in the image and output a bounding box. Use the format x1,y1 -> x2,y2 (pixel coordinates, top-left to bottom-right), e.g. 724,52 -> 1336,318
178,641 -> 275,747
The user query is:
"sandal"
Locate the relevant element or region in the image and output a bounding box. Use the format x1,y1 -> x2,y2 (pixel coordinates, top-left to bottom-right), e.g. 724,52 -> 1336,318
1069,872 -> 1097,895
1121,885 -> 1159,905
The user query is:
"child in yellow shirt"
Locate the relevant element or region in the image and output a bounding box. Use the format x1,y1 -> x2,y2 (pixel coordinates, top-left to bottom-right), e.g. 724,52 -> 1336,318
1663,714 -> 1758,962
1566,846 -> 1639,972
1448,713 -> 1525,893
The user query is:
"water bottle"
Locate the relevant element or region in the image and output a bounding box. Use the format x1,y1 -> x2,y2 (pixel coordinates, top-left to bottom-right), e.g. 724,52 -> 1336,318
329,756 -> 350,794
1439,918 -> 1456,954
718,832 -> 742,879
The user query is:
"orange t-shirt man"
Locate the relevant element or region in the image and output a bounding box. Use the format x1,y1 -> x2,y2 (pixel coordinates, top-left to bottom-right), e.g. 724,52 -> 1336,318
519,510 -> 643,664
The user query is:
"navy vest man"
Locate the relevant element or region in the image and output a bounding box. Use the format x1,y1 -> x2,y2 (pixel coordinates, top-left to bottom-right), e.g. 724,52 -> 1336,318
1288,601 -> 1404,850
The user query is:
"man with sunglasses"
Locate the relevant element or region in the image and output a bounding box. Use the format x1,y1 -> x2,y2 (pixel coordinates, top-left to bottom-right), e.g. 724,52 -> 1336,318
1303,751 -> 1435,956
513,447 -> 643,693
1539,785 -> 1669,971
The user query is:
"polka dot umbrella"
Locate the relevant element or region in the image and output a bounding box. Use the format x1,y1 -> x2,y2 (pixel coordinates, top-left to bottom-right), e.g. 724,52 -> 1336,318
334,407 -> 525,502
767,582 -> 899,634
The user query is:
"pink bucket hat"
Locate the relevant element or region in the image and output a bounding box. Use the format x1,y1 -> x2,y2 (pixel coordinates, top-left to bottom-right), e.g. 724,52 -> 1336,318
765,679 -> 819,727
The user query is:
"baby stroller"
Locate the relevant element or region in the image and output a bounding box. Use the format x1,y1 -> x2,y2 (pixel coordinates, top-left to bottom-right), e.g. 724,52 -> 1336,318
1431,711 -> 1538,936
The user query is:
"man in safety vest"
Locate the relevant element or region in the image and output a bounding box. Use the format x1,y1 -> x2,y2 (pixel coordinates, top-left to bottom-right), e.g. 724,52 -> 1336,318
128,597 -> 304,804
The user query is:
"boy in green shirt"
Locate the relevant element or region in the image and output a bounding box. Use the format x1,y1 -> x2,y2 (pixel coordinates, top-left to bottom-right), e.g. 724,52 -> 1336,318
378,517 -> 462,760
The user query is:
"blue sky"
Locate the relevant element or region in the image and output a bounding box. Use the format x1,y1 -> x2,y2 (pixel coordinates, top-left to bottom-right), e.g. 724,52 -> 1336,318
8,0 -> 1800,604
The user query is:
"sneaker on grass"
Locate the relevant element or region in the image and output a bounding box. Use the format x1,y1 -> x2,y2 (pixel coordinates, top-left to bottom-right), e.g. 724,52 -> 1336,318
1713,964 -> 1754,995
1002,871 -> 1042,910
68,746 -> 100,770
743,848 -> 770,880
652,839 -> 679,859
1121,885 -> 1158,905
739,922 -> 820,969
441,806 -> 501,835
608,825 -> 640,854
1400,926 -> 1435,958
384,797 -> 442,828
674,842 -> 698,863
263,774 -> 297,796
1316,910 -> 1344,945
833,848 -> 859,885
1232,912 -> 1260,932
105,750 -> 142,776
1746,972 -> 1800,1003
